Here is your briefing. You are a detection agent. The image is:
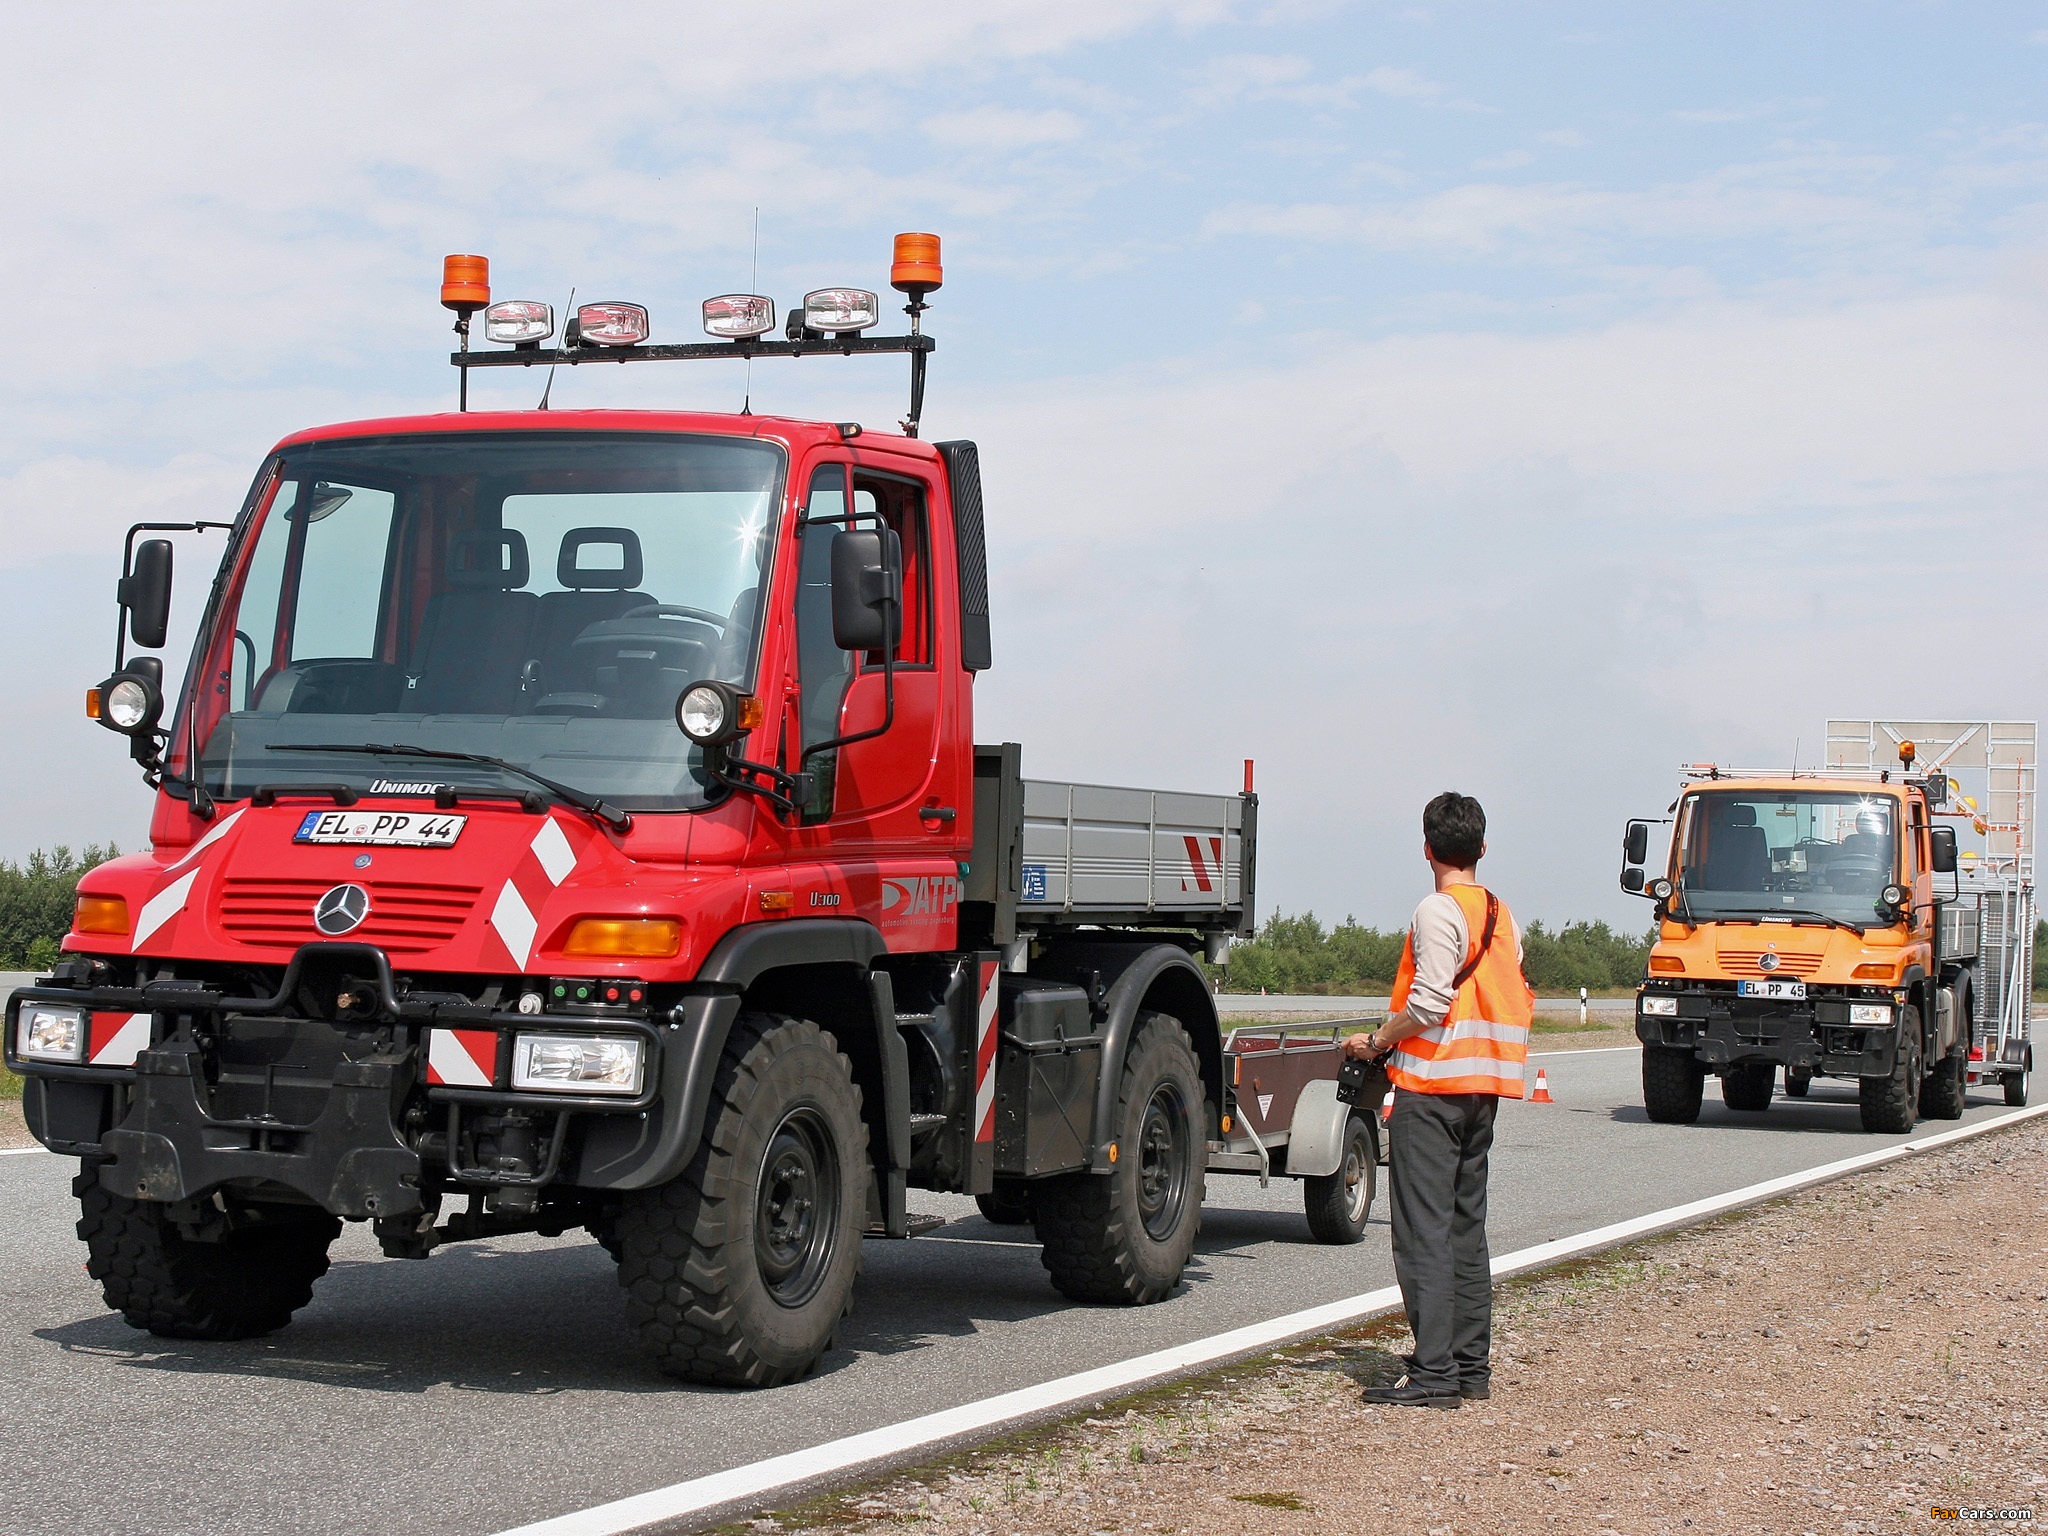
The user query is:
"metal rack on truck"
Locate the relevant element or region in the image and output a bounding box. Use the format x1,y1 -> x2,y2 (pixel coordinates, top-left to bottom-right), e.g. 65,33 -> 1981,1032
2,238 -> 1370,1387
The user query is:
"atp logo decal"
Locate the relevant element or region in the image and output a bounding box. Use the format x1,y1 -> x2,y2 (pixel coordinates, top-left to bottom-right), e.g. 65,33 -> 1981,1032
881,875 -> 959,917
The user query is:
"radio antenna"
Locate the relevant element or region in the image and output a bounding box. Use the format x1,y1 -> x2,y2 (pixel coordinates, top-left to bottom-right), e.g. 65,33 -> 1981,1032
537,286 -> 575,411
743,209 -> 759,416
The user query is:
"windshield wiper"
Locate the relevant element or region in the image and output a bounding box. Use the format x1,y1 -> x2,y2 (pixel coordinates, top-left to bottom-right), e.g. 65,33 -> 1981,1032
1704,906 -> 1864,935
266,743 -> 632,834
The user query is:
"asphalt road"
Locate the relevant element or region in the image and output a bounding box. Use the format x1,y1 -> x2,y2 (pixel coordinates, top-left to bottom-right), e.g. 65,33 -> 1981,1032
0,1050 -> 2033,1536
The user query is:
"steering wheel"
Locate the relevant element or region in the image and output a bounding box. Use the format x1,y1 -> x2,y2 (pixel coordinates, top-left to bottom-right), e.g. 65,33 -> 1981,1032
621,603 -> 727,630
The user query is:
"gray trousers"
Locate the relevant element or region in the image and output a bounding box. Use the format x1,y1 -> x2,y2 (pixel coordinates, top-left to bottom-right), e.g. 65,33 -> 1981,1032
1387,1088 -> 1498,1392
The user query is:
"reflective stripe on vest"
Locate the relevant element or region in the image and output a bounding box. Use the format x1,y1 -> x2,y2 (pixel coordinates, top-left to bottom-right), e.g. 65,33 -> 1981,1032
1386,884 -> 1535,1099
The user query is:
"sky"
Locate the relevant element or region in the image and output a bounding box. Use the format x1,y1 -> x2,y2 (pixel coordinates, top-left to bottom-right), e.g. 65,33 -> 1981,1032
2,1 -> 2045,931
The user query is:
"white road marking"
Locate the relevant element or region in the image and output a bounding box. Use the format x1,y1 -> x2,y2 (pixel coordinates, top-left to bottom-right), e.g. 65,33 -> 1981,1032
489,1100 -> 2048,1536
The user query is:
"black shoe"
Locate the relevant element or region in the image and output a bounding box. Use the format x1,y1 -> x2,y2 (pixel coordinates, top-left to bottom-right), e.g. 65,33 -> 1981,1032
1361,1380 -> 1461,1410
1399,1355 -> 1490,1400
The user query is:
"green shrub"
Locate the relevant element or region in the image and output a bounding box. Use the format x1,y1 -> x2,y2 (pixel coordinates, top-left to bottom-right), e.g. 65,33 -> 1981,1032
1220,908 -> 1651,994
0,845 -> 119,969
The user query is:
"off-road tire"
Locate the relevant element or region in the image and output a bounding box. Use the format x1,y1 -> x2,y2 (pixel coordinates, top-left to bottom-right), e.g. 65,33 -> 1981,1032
1303,1113 -> 1376,1245
1032,1011 -> 1205,1304
976,1182 -> 1034,1226
1721,1062 -> 1775,1112
1919,1048 -> 1967,1121
1783,1066 -> 1812,1098
617,1014 -> 866,1387
1641,1047 -> 1704,1123
1859,1010 -> 1922,1135
74,1170 -> 340,1340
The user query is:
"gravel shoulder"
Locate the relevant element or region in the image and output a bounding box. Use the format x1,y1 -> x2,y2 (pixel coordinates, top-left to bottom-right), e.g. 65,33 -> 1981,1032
744,1115 -> 2048,1536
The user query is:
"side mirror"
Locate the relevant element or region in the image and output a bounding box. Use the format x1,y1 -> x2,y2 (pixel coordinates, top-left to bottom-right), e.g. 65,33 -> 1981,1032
1930,825 -> 1958,874
1620,868 -> 1645,893
1623,820 -> 1650,867
121,539 -> 174,650
830,528 -> 900,652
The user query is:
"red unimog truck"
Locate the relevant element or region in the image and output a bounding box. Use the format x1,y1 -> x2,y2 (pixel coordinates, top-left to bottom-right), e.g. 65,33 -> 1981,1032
5,239 -> 1375,1386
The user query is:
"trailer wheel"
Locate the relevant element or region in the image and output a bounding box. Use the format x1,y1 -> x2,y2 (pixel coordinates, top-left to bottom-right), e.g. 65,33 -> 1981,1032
1783,1066 -> 1812,1097
1918,1048 -> 1967,1121
1641,1047 -> 1704,1124
1858,1010 -> 1921,1135
975,1181 -> 1034,1226
74,1170 -> 339,1340
1721,1062 -> 1774,1112
617,1014 -> 866,1387
1303,1113 -> 1376,1245
1032,1011 -> 1204,1305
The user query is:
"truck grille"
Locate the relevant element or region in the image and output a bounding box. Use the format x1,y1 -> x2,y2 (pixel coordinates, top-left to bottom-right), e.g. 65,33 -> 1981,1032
1716,949 -> 1824,978
218,878 -> 480,954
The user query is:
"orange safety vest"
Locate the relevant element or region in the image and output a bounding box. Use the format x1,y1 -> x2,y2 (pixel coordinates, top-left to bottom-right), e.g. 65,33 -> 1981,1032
1387,884 -> 1536,1098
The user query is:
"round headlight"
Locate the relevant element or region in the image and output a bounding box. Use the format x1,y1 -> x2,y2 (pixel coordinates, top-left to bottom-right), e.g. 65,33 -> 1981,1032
100,674 -> 161,734
1647,877 -> 1674,901
1881,883 -> 1906,909
676,681 -> 734,746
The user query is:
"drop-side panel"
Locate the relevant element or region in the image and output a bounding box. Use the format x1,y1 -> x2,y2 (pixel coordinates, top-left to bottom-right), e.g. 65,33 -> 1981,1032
1017,777 -> 1247,930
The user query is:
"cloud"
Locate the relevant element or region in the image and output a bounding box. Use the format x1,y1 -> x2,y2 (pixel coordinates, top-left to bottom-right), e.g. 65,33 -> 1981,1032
922,107 -> 1086,149
1362,65 -> 1444,102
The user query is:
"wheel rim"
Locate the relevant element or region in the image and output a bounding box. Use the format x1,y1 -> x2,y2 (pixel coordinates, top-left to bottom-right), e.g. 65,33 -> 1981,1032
1135,1083 -> 1190,1242
1342,1132 -> 1372,1222
754,1105 -> 840,1309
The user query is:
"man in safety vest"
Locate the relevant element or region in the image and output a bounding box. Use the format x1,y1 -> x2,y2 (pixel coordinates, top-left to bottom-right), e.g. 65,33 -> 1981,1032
1343,791 -> 1534,1409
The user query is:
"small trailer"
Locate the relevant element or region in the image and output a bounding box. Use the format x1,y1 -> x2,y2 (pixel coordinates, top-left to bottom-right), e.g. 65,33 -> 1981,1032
975,1019 -> 1387,1245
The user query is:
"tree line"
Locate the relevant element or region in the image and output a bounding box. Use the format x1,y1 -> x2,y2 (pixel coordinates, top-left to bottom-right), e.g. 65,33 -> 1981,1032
1219,910 -> 1656,994
0,846 -> 119,969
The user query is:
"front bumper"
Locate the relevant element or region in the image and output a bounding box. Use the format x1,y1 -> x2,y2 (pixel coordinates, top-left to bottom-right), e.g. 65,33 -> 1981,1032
5,946 -> 685,1215
1635,989 -> 1899,1078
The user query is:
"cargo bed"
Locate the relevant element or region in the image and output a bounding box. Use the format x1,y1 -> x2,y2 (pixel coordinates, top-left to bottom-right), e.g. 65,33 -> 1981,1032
964,743 -> 1255,947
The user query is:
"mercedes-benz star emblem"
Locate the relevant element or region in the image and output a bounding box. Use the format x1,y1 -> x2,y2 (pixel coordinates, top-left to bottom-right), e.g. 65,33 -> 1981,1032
313,883 -> 371,936
1756,951 -> 1780,972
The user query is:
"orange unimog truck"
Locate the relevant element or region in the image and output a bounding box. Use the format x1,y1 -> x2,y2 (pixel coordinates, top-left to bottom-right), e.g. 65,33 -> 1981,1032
1618,720 -> 2037,1135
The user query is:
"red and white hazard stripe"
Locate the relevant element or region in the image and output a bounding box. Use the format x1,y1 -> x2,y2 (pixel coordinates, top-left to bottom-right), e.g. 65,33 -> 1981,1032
132,807 -> 247,951
426,1028 -> 497,1088
973,959 -> 999,1144
489,817 -> 582,969
1180,834 -> 1225,895
87,1012 -> 150,1067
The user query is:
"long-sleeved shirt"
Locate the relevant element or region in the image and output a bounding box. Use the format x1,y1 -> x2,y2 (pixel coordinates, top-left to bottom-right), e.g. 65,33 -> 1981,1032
1402,887 -> 1524,1030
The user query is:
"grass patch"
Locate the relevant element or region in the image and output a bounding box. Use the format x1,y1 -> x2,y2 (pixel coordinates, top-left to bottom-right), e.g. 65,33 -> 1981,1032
1233,1491 -> 1311,1510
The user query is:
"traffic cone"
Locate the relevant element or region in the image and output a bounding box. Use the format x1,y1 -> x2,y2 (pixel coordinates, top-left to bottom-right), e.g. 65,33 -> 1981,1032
1380,1089 -> 1395,1124
1529,1069 -> 1554,1104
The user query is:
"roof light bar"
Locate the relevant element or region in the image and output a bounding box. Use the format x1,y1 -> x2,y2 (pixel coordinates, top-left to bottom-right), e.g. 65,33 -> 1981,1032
804,289 -> 879,334
484,299 -> 555,346
703,294 -> 776,339
576,302 -> 649,347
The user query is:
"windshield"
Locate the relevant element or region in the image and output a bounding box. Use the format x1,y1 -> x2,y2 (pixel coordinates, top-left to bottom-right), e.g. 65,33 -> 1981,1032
179,431 -> 783,812
1675,789 -> 1900,926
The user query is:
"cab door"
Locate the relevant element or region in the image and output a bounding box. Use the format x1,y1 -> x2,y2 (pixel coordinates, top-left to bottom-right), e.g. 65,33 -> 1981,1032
792,464 -> 945,844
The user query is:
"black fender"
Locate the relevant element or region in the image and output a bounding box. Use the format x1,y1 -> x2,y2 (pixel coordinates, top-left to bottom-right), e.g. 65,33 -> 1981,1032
1033,938 -> 1223,1173
572,919 -> 909,1196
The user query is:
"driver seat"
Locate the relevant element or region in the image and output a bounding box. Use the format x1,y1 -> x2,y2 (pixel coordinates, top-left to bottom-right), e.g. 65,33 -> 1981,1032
530,528 -> 654,700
